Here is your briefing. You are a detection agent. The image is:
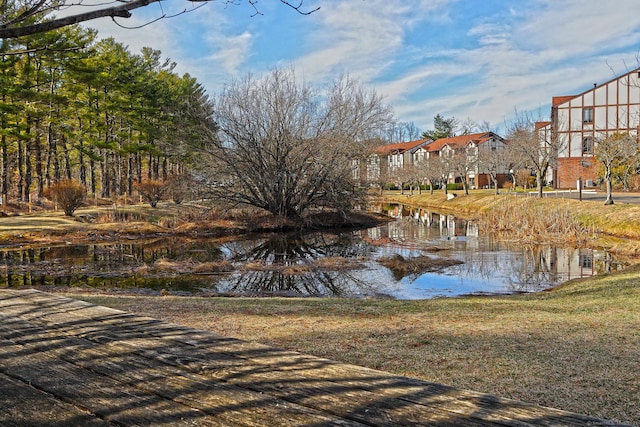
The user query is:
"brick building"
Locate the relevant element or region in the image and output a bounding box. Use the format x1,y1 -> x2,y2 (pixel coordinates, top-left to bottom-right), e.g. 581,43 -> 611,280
546,67 -> 640,188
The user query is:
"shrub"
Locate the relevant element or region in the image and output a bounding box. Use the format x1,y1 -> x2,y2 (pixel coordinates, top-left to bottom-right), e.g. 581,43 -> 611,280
43,179 -> 86,216
166,173 -> 193,205
382,183 -> 398,191
135,179 -> 166,208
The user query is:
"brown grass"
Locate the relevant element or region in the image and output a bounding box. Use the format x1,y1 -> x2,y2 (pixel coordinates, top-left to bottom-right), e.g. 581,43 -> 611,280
68,265 -> 640,426
153,259 -> 234,274
311,256 -> 365,270
239,257 -> 364,275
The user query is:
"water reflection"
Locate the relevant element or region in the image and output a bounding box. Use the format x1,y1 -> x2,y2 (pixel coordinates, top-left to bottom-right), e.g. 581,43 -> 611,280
218,232 -> 378,296
0,206 -> 626,299
368,204 -> 622,298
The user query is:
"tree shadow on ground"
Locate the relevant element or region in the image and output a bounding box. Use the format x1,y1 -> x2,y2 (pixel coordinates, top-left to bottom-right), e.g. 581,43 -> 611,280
0,289 -> 629,426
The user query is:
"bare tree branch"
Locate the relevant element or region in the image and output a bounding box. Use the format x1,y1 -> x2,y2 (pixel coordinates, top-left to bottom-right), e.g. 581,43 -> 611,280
0,0 -> 319,38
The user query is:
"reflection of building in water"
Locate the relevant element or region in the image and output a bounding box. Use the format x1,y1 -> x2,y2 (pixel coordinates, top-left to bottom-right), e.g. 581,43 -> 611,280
368,204 -> 480,248
539,247 -> 615,281
367,226 -> 382,241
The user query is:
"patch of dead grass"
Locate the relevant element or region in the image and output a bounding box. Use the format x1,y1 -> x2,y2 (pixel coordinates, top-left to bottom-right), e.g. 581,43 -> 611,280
379,254 -> 463,278
153,259 -> 234,274
311,256 -> 365,270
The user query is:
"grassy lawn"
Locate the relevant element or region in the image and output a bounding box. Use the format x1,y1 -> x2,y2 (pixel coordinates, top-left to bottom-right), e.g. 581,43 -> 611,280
70,266 -> 640,425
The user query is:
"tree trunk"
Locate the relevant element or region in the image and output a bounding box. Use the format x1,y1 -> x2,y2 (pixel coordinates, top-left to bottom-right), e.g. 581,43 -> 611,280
1,134 -> 8,206
536,174 -> 544,198
136,152 -> 142,184
604,169 -> 614,205
115,153 -> 122,196
17,137 -> 24,201
35,125 -> 44,197
24,118 -> 33,201
25,138 -> 32,202
128,154 -> 133,196
101,150 -> 109,198
90,157 -> 96,195
79,140 -> 86,188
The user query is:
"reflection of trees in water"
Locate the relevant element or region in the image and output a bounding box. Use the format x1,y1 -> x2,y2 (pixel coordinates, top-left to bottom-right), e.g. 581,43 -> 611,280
423,237 -> 622,293
222,269 -> 374,297
451,249 -> 504,282
219,232 -> 378,296
503,246 -> 621,293
224,232 -> 374,264
0,238 -> 225,270
451,245 -> 593,292
0,238 -> 226,287
504,247 -> 558,292
87,239 -> 224,264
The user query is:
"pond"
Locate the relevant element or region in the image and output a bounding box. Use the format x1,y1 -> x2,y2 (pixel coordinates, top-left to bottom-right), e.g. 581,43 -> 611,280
0,205 -> 625,299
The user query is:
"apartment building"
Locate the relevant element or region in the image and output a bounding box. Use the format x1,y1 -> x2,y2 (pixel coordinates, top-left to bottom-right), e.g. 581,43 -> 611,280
548,67 -> 640,188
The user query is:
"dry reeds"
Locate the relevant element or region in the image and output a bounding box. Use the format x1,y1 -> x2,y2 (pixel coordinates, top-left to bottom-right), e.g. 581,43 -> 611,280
379,254 -> 463,278
480,197 -> 595,246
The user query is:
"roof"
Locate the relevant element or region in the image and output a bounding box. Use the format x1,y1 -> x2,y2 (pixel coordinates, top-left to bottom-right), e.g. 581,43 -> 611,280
427,132 -> 500,152
373,138 -> 432,155
535,121 -> 551,130
552,96 -> 574,106
552,66 -> 640,108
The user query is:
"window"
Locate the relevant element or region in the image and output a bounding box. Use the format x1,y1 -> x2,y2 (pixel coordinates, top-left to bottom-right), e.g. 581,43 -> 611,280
579,253 -> 593,269
582,136 -> 594,154
583,107 -> 593,123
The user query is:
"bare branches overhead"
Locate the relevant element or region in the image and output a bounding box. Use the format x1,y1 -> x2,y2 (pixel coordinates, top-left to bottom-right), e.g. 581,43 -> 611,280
0,0 -> 319,38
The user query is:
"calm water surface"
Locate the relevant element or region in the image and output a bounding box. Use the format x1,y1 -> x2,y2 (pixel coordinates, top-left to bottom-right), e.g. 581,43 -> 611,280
0,205 -> 624,299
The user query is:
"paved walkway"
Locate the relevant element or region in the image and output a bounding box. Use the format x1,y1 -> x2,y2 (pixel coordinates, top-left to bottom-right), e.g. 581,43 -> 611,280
525,190 -> 640,204
0,289 -> 630,426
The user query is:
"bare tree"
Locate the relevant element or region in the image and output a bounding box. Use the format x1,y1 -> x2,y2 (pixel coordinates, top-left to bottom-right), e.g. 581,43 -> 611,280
0,0 -> 318,38
594,132 -> 639,205
386,121 -> 422,143
458,117 -> 479,135
478,144 -> 510,195
395,163 -> 422,195
416,156 -> 445,195
196,68 -> 393,219
449,149 -> 476,195
506,110 -> 562,198
515,169 -> 532,191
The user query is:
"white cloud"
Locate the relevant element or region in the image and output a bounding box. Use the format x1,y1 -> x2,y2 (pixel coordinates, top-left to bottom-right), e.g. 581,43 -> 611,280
294,1 -> 457,83
467,23 -> 511,46
208,31 -> 253,74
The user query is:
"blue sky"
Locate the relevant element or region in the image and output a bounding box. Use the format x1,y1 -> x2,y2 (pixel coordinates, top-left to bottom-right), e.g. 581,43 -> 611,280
84,0 -> 640,135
